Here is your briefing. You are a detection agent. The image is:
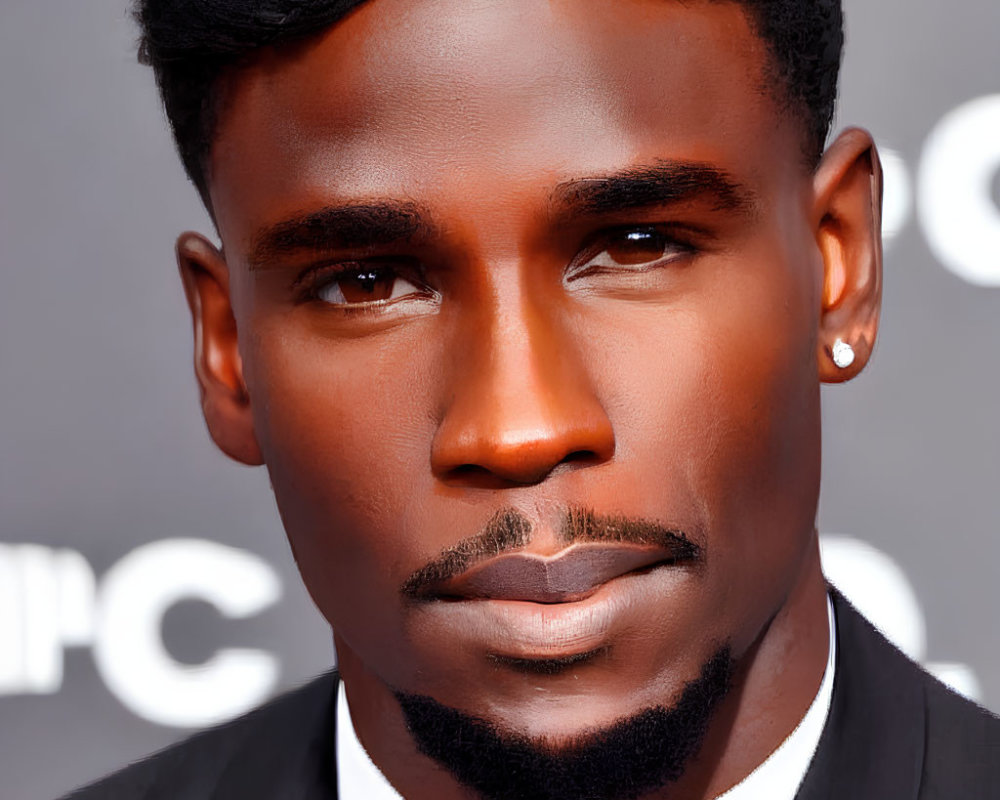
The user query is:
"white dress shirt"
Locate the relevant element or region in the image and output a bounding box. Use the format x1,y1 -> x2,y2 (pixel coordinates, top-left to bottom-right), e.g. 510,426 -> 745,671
337,595 -> 836,800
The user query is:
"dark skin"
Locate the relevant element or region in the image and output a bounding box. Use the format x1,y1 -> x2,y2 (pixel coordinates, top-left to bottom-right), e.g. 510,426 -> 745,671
176,1 -> 882,797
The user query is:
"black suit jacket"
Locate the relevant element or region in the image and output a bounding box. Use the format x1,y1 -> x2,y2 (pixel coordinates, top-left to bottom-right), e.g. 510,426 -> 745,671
64,592 -> 1000,799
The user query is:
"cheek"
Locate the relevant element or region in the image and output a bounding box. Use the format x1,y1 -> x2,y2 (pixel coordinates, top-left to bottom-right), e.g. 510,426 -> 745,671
586,244 -> 822,627
241,322 -> 440,630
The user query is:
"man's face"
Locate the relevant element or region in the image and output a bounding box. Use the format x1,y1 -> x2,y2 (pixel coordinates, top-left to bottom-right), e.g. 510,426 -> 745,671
207,0 -> 826,742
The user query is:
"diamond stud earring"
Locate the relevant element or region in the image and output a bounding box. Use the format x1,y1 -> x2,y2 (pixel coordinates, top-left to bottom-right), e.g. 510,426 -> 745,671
832,338 -> 856,369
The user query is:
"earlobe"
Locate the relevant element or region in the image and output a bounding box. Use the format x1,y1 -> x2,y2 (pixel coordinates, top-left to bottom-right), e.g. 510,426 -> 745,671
176,232 -> 264,465
812,128 -> 884,384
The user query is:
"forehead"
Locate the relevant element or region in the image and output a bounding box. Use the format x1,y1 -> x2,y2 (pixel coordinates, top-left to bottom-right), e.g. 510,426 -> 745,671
209,0 -> 796,241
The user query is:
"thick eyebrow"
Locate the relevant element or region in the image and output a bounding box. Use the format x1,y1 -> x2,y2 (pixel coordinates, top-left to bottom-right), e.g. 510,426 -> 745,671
551,160 -> 757,218
247,201 -> 434,270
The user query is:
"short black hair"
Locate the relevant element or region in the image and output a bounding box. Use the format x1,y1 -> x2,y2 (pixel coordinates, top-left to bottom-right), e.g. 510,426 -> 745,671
135,0 -> 844,205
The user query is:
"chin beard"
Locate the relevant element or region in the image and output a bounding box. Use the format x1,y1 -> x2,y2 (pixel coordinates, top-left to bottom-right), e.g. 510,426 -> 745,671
393,647 -> 734,800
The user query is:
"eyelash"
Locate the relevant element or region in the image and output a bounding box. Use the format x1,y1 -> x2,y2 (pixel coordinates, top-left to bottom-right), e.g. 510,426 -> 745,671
295,260 -> 432,307
565,225 -> 701,280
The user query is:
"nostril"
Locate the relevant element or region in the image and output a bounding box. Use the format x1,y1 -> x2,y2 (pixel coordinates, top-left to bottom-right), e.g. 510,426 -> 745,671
452,464 -> 491,478
439,446 -> 612,486
443,462 -> 538,489
432,412 -> 615,486
544,449 -> 606,478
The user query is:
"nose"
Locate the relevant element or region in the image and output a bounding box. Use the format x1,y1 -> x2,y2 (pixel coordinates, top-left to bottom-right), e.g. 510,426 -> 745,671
431,293 -> 615,488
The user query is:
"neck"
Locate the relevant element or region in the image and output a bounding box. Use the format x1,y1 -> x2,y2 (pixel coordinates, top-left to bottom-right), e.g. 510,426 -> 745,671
335,537 -> 830,800
662,537 -> 830,799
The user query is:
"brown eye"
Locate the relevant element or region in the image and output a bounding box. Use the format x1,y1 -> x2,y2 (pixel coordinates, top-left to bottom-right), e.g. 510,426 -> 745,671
604,229 -> 670,265
568,227 -> 692,282
316,265 -> 423,306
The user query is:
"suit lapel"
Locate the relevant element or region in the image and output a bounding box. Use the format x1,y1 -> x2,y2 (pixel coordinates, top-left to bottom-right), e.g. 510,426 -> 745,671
209,671 -> 340,800
794,590 -> 926,800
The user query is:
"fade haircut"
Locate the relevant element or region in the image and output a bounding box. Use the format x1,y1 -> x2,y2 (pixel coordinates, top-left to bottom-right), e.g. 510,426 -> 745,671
135,0 -> 844,205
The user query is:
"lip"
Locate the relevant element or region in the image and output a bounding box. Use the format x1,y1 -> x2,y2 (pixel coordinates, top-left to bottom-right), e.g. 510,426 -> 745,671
425,541 -> 692,603
412,564 -> 691,661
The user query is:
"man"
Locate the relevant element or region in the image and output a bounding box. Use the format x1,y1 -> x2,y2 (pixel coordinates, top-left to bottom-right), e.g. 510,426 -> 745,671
65,0 -> 998,798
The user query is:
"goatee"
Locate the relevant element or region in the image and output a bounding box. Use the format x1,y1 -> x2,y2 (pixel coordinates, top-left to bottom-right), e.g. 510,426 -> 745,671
394,646 -> 735,800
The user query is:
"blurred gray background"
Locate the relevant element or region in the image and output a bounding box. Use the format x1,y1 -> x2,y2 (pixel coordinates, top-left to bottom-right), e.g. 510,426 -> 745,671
1,1 -> 997,798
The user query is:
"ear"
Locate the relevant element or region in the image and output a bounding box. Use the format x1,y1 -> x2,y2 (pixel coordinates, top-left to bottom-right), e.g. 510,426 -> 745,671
812,128 -> 884,383
177,232 -> 263,465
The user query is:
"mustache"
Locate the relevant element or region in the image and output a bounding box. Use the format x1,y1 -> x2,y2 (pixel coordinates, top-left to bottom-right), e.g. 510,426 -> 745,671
400,507 -> 702,600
